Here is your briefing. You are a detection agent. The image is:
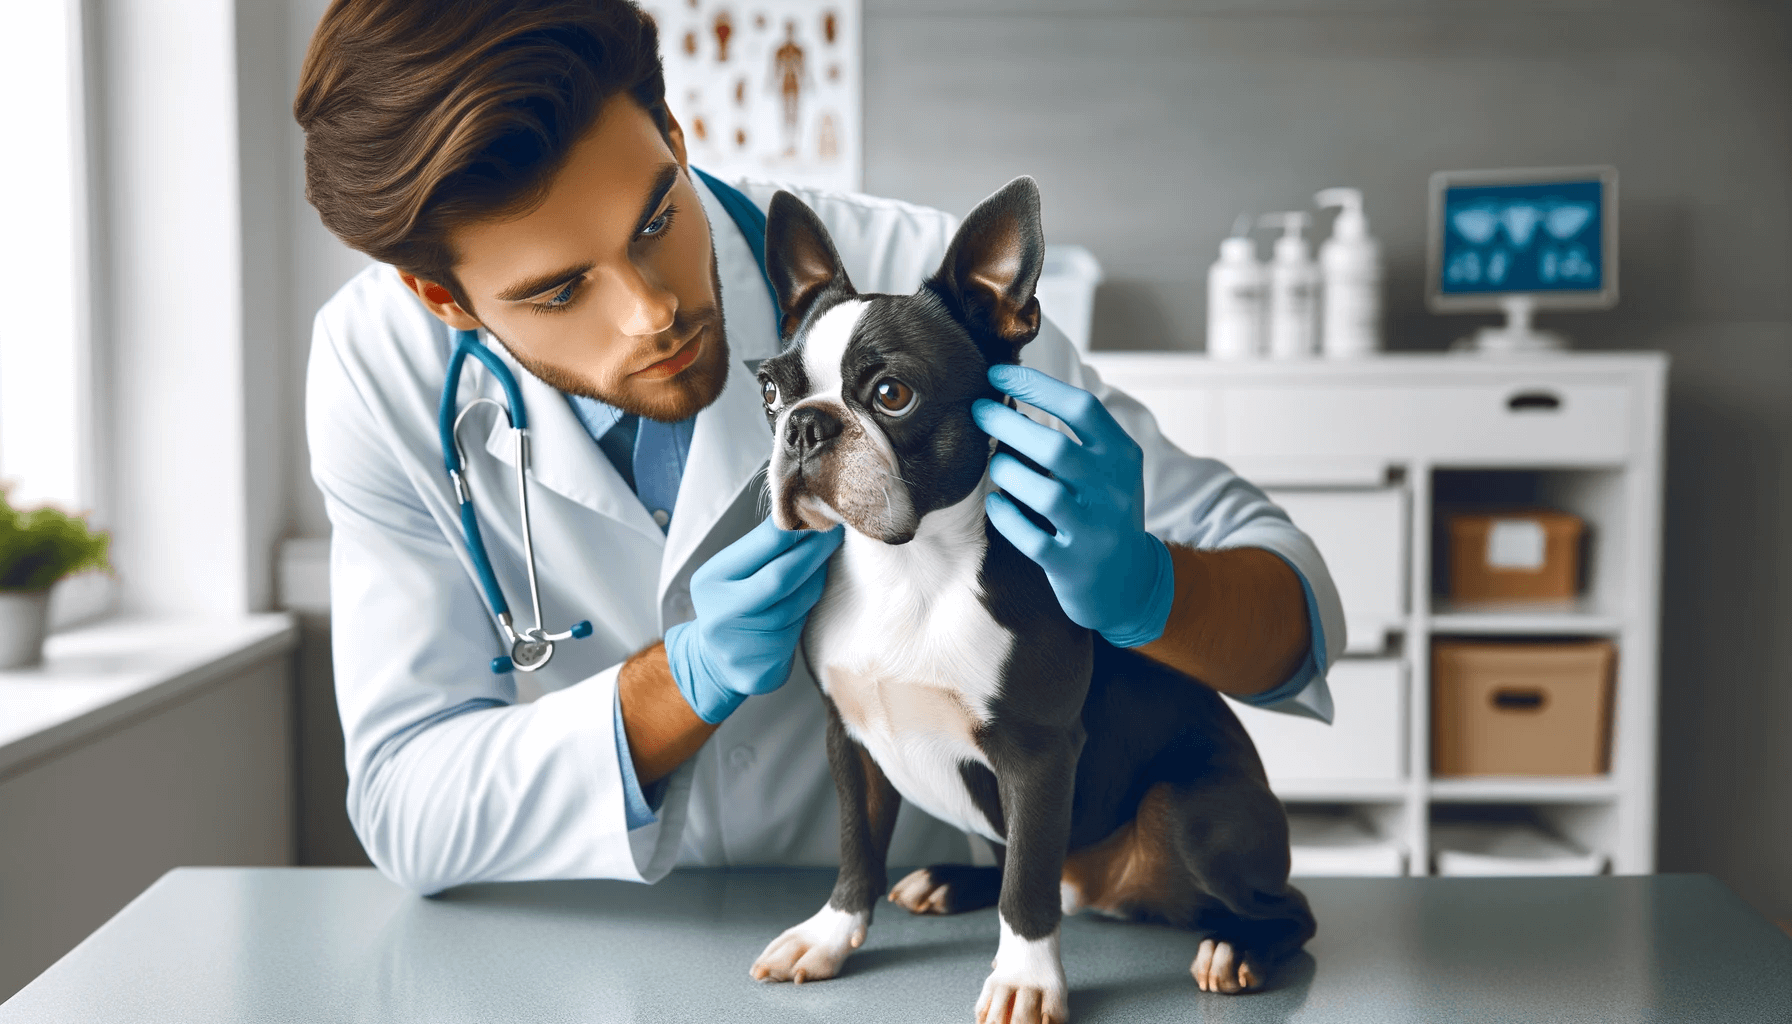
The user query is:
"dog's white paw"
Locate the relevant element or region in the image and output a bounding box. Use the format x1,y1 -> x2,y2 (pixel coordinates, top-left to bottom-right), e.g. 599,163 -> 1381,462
1191,938 -> 1262,994
974,918 -> 1068,1024
749,905 -> 869,984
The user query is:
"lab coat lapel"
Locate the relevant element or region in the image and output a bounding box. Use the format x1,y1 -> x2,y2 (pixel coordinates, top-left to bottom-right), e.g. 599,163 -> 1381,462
481,339 -> 666,545
658,354 -> 772,601
656,168 -> 783,602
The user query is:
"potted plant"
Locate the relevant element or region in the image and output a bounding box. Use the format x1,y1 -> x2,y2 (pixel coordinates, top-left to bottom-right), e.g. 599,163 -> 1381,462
0,489 -> 110,669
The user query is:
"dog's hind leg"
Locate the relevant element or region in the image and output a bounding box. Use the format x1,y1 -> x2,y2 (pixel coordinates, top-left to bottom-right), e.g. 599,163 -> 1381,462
1164,776 -> 1316,994
891,833 -> 1006,914
751,699 -> 901,984
889,861 -> 1004,915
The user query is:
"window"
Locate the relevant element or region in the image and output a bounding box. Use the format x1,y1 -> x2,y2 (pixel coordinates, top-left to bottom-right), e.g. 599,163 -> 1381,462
0,0 -> 106,625
0,0 -> 89,514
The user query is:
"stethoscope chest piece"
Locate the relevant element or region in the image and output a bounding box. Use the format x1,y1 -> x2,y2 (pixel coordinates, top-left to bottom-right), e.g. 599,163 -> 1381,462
510,634 -> 554,672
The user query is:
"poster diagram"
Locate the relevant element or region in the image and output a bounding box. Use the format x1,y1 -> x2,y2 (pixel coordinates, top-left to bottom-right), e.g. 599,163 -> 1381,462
641,0 -> 862,192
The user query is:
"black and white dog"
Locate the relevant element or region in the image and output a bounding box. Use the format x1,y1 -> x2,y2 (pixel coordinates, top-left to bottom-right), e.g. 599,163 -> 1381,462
747,178 -> 1315,1023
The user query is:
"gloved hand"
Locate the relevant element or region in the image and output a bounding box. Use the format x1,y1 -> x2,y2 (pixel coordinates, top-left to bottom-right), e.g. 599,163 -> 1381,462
970,363 -> 1175,648
664,516 -> 845,723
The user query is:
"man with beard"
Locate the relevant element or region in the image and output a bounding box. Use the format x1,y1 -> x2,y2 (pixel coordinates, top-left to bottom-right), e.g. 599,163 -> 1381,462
297,0 -> 1343,895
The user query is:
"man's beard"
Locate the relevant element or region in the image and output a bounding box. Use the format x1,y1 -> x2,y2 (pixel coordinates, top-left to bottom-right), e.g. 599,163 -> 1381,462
495,248 -> 731,423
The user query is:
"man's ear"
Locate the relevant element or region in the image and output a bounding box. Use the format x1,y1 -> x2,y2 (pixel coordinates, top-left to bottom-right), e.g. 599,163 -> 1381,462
398,271 -> 481,330
766,190 -> 854,342
929,176 -> 1045,364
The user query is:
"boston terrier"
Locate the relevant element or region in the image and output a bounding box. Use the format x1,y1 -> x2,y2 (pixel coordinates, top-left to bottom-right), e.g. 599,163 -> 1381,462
746,177 -> 1316,1023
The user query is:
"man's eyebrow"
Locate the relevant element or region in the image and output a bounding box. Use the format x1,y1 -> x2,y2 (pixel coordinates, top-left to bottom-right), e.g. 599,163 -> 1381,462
495,261 -> 595,304
631,162 -> 681,236
492,164 -> 682,304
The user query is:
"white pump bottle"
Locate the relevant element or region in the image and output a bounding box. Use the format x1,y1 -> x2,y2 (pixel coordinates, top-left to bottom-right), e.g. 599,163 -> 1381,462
1315,187 -> 1383,357
1205,216 -> 1266,360
1261,212 -> 1319,359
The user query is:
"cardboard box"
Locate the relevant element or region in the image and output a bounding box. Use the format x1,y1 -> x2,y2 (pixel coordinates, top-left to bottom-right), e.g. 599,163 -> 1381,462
1447,508 -> 1584,602
1432,640 -> 1615,776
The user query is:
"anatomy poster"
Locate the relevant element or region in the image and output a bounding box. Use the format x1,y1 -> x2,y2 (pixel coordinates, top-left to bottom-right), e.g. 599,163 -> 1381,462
642,0 -> 861,191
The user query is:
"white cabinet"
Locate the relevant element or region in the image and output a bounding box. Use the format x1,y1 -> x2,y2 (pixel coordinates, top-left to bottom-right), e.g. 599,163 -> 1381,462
1088,352 -> 1666,876
1266,487 -> 1406,655
1220,382 -> 1634,463
1235,659 -> 1405,785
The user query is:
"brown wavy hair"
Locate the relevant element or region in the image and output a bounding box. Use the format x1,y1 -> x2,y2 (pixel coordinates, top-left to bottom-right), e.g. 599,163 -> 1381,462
294,0 -> 669,307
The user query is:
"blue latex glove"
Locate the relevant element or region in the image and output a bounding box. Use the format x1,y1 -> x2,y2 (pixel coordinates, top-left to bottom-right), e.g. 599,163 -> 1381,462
970,364 -> 1175,648
664,516 -> 845,723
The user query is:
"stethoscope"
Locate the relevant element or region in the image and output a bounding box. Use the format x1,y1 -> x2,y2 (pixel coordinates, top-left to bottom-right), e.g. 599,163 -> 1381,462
439,330 -> 590,674
439,168 -> 778,675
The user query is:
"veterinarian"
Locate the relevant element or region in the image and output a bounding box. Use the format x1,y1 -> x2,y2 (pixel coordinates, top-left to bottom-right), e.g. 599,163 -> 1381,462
297,0 -> 1346,895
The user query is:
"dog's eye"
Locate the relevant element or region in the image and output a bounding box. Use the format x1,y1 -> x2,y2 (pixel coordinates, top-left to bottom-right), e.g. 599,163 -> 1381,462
761,379 -> 780,409
873,378 -> 915,415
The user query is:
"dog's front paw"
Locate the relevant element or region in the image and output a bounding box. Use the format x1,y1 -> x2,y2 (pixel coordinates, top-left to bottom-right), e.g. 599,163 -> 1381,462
975,921 -> 1068,1024
1191,938 -> 1262,994
749,905 -> 869,984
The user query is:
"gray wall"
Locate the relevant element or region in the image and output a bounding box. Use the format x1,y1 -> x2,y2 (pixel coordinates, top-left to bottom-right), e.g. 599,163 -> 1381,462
270,0 -> 1792,919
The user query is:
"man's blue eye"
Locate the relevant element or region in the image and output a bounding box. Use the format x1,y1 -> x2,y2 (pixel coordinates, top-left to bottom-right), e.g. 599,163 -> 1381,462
641,207 -> 675,237
545,281 -> 576,307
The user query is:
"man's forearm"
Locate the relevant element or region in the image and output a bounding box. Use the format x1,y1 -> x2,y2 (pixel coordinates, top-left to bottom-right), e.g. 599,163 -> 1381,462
618,642 -> 717,784
1135,545 -> 1310,697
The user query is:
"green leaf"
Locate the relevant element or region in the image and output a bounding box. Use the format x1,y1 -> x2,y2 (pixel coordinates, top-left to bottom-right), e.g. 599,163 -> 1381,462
0,489 -> 111,592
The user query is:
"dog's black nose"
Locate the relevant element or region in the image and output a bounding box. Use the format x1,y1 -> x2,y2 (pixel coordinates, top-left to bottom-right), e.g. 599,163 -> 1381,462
785,405 -> 843,455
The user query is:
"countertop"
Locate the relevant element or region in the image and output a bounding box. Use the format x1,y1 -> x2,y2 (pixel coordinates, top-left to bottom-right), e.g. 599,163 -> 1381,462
3,867 -> 1789,1022
0,614 -> 296,778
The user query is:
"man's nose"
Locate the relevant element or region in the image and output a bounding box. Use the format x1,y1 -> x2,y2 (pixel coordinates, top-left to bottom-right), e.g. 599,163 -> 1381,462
605,260 -> 677,338
784,405 -> 843,457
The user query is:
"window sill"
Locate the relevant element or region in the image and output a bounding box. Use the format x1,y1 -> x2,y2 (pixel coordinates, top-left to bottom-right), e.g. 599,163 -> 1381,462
0,613 -> 297,778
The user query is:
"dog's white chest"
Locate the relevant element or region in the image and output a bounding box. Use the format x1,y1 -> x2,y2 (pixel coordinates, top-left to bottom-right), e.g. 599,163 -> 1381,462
805,497 -> 1012,843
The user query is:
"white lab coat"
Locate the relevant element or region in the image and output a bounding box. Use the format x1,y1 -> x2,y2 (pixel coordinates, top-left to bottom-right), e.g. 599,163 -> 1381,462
307,172 -> 1346,895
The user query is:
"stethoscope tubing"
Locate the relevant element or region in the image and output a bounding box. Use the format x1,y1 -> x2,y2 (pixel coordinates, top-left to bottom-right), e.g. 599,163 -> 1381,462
440,328 -> 590,674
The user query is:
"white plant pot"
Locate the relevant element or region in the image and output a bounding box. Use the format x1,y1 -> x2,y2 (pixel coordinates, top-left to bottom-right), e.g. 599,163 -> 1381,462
0,590 -> 52,669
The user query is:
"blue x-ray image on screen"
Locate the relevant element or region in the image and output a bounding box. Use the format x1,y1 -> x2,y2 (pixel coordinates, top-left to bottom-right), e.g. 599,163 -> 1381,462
1439,179 -> 1604,295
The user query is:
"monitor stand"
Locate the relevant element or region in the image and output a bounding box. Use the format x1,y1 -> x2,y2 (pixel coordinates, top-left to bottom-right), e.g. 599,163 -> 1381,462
1457,296 -> 1568,354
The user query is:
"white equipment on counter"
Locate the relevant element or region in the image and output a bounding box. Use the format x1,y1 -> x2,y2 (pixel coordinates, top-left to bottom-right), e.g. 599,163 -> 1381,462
1426,165 -> 1619,353
1315,187 -> 1383,357
1260,211 -> 1320,359
1034,244 -> 1104,354
1205,214 -> 1266,360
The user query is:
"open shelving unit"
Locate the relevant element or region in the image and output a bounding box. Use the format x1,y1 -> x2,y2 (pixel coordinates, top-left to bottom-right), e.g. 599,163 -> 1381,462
1084,351 -> 1667,875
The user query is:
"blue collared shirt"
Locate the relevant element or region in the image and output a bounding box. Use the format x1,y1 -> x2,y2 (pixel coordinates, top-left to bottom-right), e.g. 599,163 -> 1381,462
567,393 -> 694,831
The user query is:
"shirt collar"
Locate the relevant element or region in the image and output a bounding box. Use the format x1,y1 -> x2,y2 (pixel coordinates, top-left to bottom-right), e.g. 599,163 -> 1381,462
565,392 -> 628,441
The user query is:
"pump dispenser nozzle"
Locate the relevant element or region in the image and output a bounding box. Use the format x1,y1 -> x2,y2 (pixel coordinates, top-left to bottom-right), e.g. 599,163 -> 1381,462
1315,188 -> 1369,241
1259,211 -> 1310,247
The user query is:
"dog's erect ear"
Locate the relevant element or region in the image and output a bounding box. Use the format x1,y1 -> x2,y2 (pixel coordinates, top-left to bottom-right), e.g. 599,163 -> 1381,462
766,191 -> 855,342
929,176 -> 1045,364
